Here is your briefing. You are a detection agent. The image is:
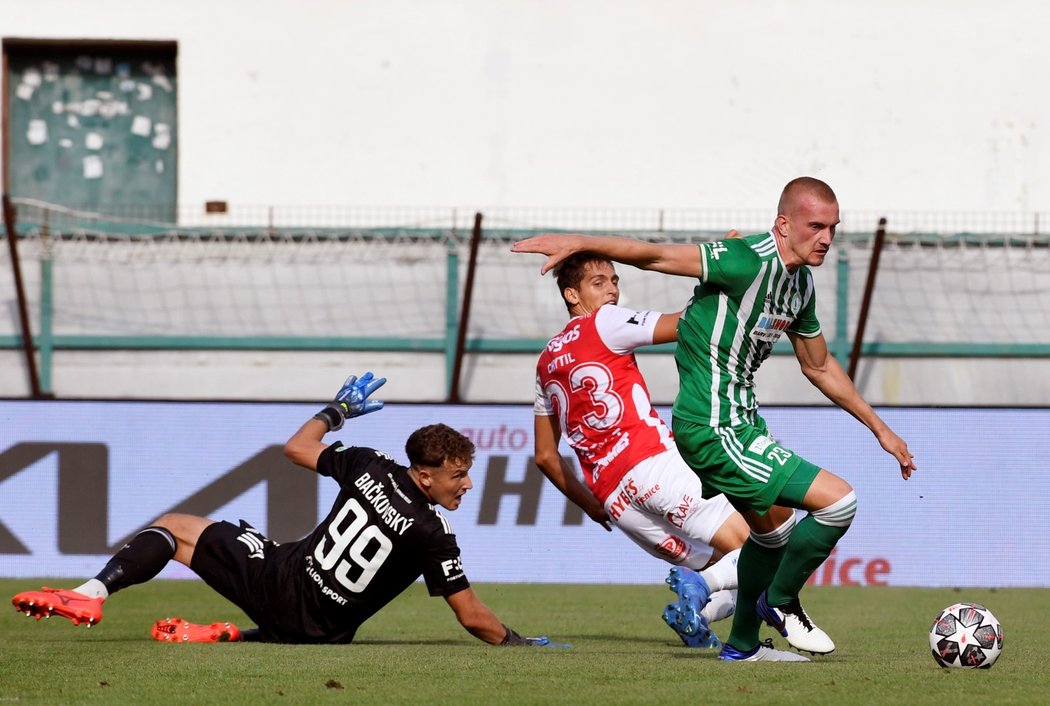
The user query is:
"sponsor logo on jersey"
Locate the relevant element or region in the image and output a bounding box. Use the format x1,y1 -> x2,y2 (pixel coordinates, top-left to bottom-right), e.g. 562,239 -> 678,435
441,557 -> 465,581
546,324 -> 581,353
636,483 -> 660,504
656,535 -> 689,561
607,478 -> 640,520
590,432 -> 631,482
747,436 -> 774,455
665,494 -> 695,529
304,555 -> 349,605
751,312 -> 792,343
707,242 -> 728,261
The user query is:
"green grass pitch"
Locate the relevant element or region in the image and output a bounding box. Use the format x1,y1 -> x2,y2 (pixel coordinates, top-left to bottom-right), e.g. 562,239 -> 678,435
2,580 -> 1047,705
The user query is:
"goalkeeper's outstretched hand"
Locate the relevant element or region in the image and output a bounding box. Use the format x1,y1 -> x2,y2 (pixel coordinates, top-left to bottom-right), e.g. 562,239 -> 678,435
501,626 -> 572,648
314,372 -> 387,432
334,372 -> 386,418
522,635 -> 572,648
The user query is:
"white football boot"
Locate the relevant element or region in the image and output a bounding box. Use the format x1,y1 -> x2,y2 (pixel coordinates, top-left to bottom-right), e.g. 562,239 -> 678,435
719,639 -> 811,662
757,591 -> 836,654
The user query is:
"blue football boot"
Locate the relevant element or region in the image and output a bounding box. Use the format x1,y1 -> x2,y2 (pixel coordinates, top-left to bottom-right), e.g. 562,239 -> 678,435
662,602 -> 722,648
664,566 -> 712,637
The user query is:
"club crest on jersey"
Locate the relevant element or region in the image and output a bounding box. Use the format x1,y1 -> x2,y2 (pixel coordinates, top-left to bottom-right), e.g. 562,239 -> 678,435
752,312 -> 792,343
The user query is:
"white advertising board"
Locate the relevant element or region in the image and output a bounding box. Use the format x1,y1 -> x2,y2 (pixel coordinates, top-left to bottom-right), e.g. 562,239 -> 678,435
1,401 -> 1046,587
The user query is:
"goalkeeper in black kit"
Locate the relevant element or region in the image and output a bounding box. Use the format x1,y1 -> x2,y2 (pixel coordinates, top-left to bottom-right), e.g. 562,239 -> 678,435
12,372 -> 564,647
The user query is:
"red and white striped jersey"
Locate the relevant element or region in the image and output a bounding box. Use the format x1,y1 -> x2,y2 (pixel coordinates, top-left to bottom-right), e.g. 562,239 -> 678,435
535,304 -> 675,503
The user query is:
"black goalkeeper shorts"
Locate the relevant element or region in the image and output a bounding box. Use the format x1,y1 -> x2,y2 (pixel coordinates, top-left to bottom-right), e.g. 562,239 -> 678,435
189,519 -> 287,635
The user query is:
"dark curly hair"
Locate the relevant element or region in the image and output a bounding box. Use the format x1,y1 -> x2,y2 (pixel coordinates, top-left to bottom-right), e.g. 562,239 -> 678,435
405,423 -> 475,468
553,252 -> 614,312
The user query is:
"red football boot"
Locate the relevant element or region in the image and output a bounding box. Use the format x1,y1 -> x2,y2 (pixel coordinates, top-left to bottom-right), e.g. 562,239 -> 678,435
12,587 -> 104,627
151,617 -> 242,642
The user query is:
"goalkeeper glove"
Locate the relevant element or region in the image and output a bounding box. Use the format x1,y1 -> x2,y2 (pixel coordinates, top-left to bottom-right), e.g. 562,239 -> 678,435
313,372 -> 387,432
500,625 -> 572,648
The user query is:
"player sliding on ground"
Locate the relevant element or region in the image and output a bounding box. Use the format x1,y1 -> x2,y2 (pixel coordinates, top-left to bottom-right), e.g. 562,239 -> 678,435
514,177 -> 916,662
12,373 -> 566,648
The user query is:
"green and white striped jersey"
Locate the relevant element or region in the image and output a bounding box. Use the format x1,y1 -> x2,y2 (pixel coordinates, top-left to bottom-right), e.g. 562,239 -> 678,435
672,231 -> 821,428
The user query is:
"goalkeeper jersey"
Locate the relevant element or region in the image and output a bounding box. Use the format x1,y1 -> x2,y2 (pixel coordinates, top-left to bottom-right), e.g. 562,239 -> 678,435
260,443 -> 470,643
672,231 -> 822,429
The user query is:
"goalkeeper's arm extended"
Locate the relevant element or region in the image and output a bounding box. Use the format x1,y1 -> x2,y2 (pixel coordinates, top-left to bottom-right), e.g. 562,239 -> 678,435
312,372 -> 387,432
285,372 -> 387,471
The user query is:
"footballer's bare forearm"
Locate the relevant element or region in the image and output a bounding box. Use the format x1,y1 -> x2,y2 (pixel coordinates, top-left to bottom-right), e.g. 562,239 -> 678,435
566,236 -> 700,276
513,234 -> 701,277
446,588 -> 511,645
805,358 -> 915,474
801,352 -> 885,432
538,456 -> 593,508
284,418 -> 329,471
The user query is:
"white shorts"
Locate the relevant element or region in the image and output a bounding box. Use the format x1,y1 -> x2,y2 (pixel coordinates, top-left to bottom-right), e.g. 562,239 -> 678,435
603,448 -> 736,570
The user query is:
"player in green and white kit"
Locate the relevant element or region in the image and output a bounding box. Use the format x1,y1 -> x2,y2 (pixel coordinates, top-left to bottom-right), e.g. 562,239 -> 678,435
513,177 -> 916,662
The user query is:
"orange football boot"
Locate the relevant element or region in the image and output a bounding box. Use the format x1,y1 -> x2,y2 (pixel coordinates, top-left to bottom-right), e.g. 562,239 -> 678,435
12,587 -> 104,627
151,617 -> 242,642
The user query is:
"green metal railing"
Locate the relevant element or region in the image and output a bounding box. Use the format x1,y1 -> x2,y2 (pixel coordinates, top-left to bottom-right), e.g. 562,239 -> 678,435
4,210 -> 1050,399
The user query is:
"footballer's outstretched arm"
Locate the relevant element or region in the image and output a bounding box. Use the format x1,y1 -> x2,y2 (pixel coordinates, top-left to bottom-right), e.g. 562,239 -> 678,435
533,414 -> 611,530
512,234 -> 703,278
445,587 -> 515,645
445,588 -> 566,647
285,372 -> 389,472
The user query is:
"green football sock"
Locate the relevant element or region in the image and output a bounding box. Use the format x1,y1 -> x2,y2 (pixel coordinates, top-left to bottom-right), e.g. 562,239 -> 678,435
765,515 -> 847,606
726,537 -> 783,651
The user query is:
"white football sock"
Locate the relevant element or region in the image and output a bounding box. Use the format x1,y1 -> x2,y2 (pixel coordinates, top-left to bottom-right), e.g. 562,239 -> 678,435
699,548 -> 740,592
72,578 -> 109,600
702,589 -> 737,624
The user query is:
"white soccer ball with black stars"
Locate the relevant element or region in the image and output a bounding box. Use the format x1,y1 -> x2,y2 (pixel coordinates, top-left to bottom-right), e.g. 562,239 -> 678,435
929,602 -> 1004,669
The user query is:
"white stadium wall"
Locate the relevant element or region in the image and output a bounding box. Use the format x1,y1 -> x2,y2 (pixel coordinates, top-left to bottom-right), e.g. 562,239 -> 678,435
2,0 -> 1047,211
3,1 -> 1049,404
2,400 -> 1047,587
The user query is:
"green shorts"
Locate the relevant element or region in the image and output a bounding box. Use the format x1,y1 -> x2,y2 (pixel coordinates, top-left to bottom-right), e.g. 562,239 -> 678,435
671,416 -> 820,516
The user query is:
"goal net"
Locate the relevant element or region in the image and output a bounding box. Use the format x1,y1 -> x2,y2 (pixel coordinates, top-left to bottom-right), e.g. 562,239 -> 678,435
472,210 -> 1050,352
3,199 -> 1048,353
2,199 -> 460,343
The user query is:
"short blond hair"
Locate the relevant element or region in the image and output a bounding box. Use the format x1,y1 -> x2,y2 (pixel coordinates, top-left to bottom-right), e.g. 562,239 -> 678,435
778,177 -> 837,215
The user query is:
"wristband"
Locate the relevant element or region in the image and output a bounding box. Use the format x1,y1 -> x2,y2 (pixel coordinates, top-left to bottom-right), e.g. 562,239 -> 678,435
313,404 -> 344,432
500,625 -> 527,646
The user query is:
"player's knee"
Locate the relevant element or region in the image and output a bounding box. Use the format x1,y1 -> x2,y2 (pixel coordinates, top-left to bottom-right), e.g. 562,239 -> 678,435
153,513 -> 181,532
810,490 -> 857,528
152,513 -> 210,553
749,513 -> 796,549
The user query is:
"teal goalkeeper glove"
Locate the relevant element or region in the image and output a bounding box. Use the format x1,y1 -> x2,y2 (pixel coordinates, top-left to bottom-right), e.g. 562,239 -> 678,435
313,372 -> 387,431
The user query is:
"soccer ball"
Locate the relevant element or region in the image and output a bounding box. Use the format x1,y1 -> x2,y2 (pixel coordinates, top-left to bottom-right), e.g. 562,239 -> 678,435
929,602 -> 1003,669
